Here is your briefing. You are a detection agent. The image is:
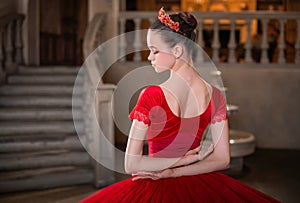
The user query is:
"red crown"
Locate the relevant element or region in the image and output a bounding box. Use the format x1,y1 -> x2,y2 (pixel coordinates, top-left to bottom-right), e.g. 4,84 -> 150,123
158,7 -> 180,32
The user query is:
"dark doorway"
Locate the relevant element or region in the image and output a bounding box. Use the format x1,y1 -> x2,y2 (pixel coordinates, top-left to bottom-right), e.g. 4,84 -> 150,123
39,0 -> 88,66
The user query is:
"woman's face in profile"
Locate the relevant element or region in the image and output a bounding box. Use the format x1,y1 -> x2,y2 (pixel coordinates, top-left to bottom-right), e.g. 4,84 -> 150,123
147,30 -> 176,73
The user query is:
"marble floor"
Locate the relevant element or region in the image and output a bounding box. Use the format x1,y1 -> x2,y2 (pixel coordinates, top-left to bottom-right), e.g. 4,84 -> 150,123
0,148 -> 299,203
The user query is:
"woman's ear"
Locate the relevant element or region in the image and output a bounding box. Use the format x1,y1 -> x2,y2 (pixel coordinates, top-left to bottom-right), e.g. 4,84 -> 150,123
173,45 -> 183,58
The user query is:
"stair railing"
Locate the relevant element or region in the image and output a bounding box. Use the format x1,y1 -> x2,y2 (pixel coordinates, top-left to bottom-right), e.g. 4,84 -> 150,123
0,13 -> 25,84
80,13 -> 116,188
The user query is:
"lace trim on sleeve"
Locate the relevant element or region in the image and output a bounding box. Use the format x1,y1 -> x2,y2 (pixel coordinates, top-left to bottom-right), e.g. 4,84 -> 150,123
129,111 -> 150,125
211,113 -> 228,124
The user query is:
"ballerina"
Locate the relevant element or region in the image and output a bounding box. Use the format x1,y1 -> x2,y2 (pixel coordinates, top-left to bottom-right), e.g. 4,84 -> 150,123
80,7 -> 280,203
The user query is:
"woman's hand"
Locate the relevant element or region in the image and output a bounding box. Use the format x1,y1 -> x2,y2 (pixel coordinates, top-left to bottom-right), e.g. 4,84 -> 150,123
132,168 -> 174,181
131,145 -> 214,181
181,144 -> 214,166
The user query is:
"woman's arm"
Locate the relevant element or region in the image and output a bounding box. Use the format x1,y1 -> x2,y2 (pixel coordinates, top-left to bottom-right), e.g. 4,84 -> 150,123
132,120 -> 230,180
165,120 -> 230,177
124,120 -> 202,174
168,120 -> 230,177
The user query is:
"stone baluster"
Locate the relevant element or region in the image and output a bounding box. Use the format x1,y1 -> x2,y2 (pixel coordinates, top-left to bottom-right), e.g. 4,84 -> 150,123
14,17 -> 24,64
278,19 -> 286,64
212,19 -> 220,62
197,19 -> 204,48
0,29 -> 4,84
295,19 -> 300,64
228,19 -> 237,63
119,18 -> 126,61
244,19 -> 252,63
260,18 -> 269,64
197,19 -> 204,62
5,22 -> 16,73
133,18 -> 142,61
82,69 -> 93,151
83,70 -> 99,187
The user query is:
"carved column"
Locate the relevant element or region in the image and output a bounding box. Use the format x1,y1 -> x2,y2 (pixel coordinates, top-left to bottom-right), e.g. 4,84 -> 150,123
244,19 -> 252,63
5,22 -> 17,74
278,19 -> 286,64
212,19 -> 220,62
260,18 -> 269,64
197,19 -> 204,62
0,29 -> 4,84
228,19 -> 237,63
197,19 -> 204,48
119,18 -> 126,62
133,18 -> 142,61
15,17 -> 25,65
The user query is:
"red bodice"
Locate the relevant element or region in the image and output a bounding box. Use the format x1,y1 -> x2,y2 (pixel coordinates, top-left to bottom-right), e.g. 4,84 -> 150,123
129,85 -> 227,158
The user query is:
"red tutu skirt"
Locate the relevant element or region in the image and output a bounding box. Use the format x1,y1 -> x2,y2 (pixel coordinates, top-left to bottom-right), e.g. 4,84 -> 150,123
79,172 -> 280,203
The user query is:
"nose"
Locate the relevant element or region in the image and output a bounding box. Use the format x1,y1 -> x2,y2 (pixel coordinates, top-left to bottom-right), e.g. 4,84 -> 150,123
148,52 -> 154,61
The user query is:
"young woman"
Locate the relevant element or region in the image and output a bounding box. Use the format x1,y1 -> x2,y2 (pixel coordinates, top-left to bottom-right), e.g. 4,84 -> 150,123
80,8 -> 280,203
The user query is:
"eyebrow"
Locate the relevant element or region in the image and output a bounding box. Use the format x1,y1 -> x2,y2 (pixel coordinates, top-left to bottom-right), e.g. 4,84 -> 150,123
148,46 -> 157,49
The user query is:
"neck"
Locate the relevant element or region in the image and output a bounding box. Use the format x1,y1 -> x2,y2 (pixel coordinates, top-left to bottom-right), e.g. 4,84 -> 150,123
169,60 -> 198,86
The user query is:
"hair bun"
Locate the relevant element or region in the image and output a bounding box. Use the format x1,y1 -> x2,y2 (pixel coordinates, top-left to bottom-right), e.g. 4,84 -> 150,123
179,12 -> 197,31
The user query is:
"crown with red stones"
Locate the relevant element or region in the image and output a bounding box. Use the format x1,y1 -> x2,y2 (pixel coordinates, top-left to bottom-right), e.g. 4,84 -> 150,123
158,7 -> 180,32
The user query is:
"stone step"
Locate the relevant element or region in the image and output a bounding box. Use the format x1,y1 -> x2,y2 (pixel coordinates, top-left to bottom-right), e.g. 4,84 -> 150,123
0,108 -> 81,121
0,136 -> 83,153
0,85 -> 82,96
0,151 -> 90,171
0,121 -> 84,136
7,75 -> 83,85
18,66 -> 80,75
0,167 -> 93,193
0,133 -> 79,142
0,96 -> 83,107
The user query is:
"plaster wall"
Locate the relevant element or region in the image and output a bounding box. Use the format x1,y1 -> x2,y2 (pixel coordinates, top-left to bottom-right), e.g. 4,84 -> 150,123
219,64 -> 300,149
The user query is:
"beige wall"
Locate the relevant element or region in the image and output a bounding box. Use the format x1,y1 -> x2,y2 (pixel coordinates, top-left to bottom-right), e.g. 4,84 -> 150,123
219,64 -> 300,149
88,0 -> 119,38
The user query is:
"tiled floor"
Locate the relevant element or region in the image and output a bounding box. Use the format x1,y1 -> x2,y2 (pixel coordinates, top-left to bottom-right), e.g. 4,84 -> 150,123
0,148 -> 299,203
234,148 -> 300,202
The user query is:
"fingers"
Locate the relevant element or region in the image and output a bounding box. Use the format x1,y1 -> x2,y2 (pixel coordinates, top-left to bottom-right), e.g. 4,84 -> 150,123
132,171 -> 154,176
132,175 -> 157,181
132,171 -> 161,181
185,145 -> 201,156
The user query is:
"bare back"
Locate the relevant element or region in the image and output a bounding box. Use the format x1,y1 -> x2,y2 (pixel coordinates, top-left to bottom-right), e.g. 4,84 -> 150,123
160,76 -> 212,118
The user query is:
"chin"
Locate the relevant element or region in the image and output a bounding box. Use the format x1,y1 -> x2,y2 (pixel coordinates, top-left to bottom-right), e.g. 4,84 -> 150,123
153,65 -> 168,73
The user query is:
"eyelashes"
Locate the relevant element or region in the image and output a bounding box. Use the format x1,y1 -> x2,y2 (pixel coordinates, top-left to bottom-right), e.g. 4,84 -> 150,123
149,49 -> 159,55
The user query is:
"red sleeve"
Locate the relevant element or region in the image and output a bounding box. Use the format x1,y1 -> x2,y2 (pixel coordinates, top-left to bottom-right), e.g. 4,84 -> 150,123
128,86 -> 161,125
211,87 -> 228,124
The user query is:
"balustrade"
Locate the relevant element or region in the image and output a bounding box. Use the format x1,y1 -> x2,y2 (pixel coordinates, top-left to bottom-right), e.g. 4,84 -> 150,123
0,14 -> 25,84
119,11 -> 300,66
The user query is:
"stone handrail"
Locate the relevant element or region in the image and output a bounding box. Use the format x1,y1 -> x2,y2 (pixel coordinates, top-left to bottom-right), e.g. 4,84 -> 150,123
0,13 -> 25,84
82,13 -> 116,187
119,11 -> 300,66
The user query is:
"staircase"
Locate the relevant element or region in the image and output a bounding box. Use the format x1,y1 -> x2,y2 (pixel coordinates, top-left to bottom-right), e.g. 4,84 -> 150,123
0,66 -> 93,193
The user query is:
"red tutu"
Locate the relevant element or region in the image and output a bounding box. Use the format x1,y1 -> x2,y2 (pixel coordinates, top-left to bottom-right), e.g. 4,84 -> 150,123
79,172 -> 279,203
80,86 -> 279,202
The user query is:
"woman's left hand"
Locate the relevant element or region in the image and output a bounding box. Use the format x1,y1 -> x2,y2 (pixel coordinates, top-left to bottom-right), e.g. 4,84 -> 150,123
132,168 -> 174,181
